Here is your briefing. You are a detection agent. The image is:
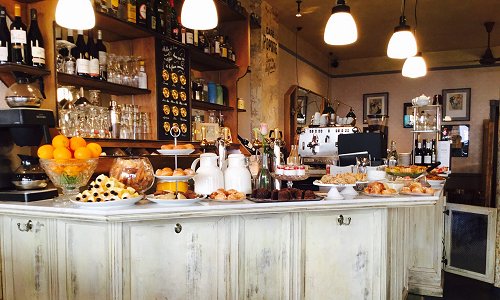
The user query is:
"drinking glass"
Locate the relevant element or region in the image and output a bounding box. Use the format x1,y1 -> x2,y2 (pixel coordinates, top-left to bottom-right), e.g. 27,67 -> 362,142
64,44 -> 76,75
248,155 -> 261,188
88,90 -> 101,106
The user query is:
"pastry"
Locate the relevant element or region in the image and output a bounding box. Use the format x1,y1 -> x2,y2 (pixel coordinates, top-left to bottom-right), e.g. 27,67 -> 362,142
303,190 -> 316,199
277,190 -> 291,200
76,175 -> 139,202
172,169 -> 185,176
184,168 -> 195,175
161,144 -> 175,150
155,167 -> 173,176
184,144 -> 195,149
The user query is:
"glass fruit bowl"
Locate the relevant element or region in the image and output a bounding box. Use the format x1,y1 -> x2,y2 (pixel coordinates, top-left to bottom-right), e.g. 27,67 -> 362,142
109,157 -> 154,193
40,158 -> 98,204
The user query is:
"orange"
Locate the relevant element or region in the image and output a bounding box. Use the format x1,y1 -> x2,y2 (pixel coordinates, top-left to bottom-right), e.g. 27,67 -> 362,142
74,147 -> 92,159
69,136 -> 87,151
64,165 -> 81,176
53,147 -> 72,160
86,142 -> 102,158
37,144 -> 55,159
52,134 -> 70,149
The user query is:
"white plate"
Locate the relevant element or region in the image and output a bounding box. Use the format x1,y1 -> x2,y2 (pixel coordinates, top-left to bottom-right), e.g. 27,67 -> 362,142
399,191 -> 434,196
313,180 -> 356,187
146,194 -> 203,206
361,191 -> 397,197
209,198 -> 246,203
427,179 -> 445,186
70,195 -> 143,209
157,149 -> 195,155
154,174 -> 194,181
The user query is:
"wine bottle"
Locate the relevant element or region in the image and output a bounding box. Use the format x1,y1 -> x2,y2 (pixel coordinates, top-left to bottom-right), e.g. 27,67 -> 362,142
96,30 -> 107,81
220,36 -> 228,58
424,140 -> 432,164
149,0 -> 158,31
136,0 -> 148,27
431,139 -> 436,164
186,27 -> 194,45
27,9 -> 45,68
157,0 -> 166,35
179,16 -> 186,44
56,26 -> 68,57
75,30 -> 89,77
68,29 -> 77,58
0,6 -> 11,64
238,135 -> 257,155
193,29 -> 198,47
414,140 -> 422,165
421,139 -> 428,165
170,0 -> 180,41
10,4 -> 28,65
87,30 -> 99,79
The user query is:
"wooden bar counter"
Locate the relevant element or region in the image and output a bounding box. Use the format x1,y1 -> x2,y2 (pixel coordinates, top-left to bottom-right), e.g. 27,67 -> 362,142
0,193 -> 443,299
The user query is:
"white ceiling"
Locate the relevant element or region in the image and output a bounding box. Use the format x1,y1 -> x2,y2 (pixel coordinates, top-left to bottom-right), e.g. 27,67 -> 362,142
268,0 -> 500,60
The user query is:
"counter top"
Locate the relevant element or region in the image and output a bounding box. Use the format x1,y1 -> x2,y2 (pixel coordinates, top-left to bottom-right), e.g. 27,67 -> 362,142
0,192 -> 440,221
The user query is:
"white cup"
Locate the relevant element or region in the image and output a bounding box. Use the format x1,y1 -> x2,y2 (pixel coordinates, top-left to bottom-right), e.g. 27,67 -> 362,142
313,112 -> 321,125
320,114 -> 329,126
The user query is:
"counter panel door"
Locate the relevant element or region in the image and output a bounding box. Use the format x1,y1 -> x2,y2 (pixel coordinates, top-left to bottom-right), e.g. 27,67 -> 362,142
1,217 -> 53,300
123,217 -> 230,300
56,221 -> 112,300
300,209 -> 385,300
237,213 -> 291,300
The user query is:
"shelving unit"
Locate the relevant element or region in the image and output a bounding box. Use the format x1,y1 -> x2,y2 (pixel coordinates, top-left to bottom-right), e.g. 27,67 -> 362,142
191,100 -> 234,111
57,73 -> 151,96
189,46 -> 239,71
0,62 -> 50,86
411,105 -> 442,165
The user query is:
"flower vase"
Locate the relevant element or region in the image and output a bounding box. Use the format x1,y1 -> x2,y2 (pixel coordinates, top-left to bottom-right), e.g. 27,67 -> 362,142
256,153 -> 273,190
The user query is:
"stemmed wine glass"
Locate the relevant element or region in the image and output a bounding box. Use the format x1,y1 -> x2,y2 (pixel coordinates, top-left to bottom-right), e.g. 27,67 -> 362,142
248,155 -> 261,189
56,40 -> 76,74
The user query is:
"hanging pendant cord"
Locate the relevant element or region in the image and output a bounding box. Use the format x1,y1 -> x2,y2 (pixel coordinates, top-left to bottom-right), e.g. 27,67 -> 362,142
414,0 -> 418,35
295,28 -> 299,85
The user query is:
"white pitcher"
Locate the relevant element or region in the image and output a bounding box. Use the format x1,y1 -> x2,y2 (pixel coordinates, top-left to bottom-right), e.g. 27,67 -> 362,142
191,153 -> 224,195
224,154 -> 252,194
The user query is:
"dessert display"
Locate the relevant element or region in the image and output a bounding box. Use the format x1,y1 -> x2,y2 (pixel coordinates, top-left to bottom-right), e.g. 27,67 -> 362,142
209,188 -> 246,201
109,157 -> 155,193
400,182 -> 435,195
157,143 -> 195,155
250,188 -> 319,202
319,173 -> 367,184
363,181 -> 398,195
151,189 -> 199,200
160,143 -> 195,150
155,167 -> 195,177
385,165 -> 427,178
75,174 -> 140,202
430,166 -> 449,174
426,174 -> 446,181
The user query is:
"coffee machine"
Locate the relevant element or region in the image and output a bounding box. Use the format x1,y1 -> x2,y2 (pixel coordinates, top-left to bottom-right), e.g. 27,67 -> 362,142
0,108 -> 58,201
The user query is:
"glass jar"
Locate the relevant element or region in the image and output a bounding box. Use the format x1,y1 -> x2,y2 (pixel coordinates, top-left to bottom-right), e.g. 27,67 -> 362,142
109,157 -> 154,193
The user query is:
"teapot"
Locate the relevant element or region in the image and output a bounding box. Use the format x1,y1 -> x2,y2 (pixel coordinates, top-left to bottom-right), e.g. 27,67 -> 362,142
191,153 -> 224,195
412,94 -> 431,107
224,154 -> 252,194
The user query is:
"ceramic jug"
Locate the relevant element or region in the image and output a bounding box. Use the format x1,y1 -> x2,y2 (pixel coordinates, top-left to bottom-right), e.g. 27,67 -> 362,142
191,153 -> 224,195
224,154 -> 252,194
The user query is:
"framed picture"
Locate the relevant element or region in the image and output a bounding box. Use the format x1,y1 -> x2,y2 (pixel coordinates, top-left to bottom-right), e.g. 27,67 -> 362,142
441,124 -> 469,157
363,92 -> 389,123
403,102 -> 414,128
442,88 -> 471,121
296,96 -> 307,125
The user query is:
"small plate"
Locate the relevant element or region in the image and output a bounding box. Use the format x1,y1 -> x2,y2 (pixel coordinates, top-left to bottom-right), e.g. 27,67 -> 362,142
313,180 -> 356,187
70,195 -> 143,209
154,174 -> 194,181
157,149 -> 195,155
361,192 -> 397,197
400,191 -> 434,196
146,194 -> 203,206
209,198 -> 246,203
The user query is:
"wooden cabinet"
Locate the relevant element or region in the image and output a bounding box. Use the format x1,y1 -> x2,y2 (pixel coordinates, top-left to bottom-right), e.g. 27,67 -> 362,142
1,216 -> 52,300
122,217 -> 231,300
237,214 -> 292,299
300,209 -> 385,299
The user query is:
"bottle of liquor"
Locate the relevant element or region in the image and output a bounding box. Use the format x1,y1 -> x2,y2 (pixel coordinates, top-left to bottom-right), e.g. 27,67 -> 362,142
198,31 -> 207,51
156,0 -> 166,34
0,6 -> 11,63
185,27 -> 194,45
27,9 -> 45,68
138,60 -> 147,89
421,139 -> 428,165
431,139 -> 436,164
127,0 -> 137,24
10,4 -> 28,65
170,0 -> 180,41
414,139 -> 422,165
87,30 -> 100,79
237,135 -> 257,155
149,0 -> 157,31
75,30 -> 89,77
193,29 -> 198,47
388,140 -> 398,166
220,36 -> 227,59
96,30 -> 107,81
136,0 -> 148,27
213,31 -> 221,56
179,16 -> 186,44
423,140 -> 432,164
67,29 -> 77,57
56,26 -> 68,57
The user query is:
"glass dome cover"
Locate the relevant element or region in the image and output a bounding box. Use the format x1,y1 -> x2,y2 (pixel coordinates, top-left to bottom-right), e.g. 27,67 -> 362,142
5,77 -> 44,108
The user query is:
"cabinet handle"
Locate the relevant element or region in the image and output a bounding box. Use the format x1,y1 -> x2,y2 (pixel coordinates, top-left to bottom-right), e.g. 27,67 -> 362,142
17,220 -> 33,232
174,223 -> 182,233
337,215 -> 351,226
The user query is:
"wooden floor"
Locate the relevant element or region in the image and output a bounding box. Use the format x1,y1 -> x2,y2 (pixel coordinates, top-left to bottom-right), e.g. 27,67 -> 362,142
409,272 -> 500,300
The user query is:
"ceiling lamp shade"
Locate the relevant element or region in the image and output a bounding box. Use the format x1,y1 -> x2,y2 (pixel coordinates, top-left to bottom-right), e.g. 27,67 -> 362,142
324,0 -> 357,45
181,0 -> 218,30
55,0 -> 95,30
387,16 -> 417,59
402,52 -> 427,78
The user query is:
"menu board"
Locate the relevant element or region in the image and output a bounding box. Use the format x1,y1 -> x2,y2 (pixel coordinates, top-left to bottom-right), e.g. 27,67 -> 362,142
156,39 -> 190,140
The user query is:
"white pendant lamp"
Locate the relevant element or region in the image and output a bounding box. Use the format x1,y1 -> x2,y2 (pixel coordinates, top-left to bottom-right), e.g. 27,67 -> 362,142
181,0 -> 218,30
55,0 -> 95,30
324,0 -> 357,46
402,52 -> 427,78
387,0 -> 418,60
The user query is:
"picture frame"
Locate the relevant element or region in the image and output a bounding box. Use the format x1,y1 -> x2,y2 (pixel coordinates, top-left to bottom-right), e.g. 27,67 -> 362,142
442,88 -> 471,121
441,124 -> 469,157
403,102 -> 414,128
363,92 -> 389,123
296,95 -> 307,125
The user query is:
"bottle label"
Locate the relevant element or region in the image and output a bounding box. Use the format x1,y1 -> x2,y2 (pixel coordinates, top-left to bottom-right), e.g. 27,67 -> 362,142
11,29 -> 27,44
31,46 -> 45,64
221,47 -> 227,58
89,58 -> 100,76
214,41 -> 220,54
98,51 -> 107,66
151,16 -> 156,30
424,155 -> 431,164
186,32 -> 193,44
181,31 -> 186,44
0,46 -> 7,61
139,74 -> 147,89
414,156 -> 422,164
76,58 -> 89,74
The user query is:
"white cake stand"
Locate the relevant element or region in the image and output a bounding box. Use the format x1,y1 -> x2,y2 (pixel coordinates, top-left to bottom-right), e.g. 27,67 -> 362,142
313,181 -> 357,200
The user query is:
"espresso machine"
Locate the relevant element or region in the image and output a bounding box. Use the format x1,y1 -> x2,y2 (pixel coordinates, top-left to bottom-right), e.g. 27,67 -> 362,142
298,126 -> 357,176
0,108 -> 58,201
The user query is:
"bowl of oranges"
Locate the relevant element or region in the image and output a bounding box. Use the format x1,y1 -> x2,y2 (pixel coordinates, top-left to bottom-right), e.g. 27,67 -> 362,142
38,135 -> 102,204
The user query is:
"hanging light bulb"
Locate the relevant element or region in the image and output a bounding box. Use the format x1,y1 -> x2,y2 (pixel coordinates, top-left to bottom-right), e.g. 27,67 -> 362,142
387,10 -> 417,58
324,0 -> 357,45
181,0 -> 218,30
402,52 -> 427,78
55,0 -> 95,30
